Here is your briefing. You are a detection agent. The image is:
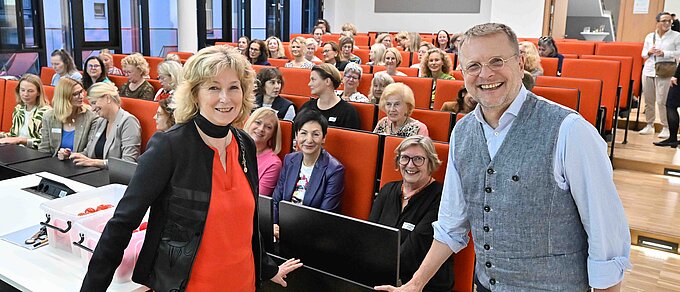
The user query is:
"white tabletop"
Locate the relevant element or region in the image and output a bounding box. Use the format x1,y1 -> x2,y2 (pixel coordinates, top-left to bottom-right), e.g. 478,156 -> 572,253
0,173 -> 146,291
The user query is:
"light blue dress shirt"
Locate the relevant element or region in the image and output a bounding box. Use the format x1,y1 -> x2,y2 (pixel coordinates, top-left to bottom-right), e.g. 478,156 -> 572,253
433,86 -> 632,289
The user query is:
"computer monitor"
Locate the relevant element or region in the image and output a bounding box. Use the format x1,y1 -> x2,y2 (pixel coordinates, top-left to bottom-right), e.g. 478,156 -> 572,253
108,158 -> 137,185
260,253 -> 375,292
258,195 -> 275,252
278,201 -> 400,287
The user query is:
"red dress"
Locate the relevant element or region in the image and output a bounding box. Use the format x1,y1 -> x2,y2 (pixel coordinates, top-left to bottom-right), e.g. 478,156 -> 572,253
186,136 -> 256,291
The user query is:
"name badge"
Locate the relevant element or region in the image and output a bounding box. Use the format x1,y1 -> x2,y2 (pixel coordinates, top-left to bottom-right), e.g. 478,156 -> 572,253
402,222 -> 415,231
328,117 -> 337,122
51,128 -> 62,134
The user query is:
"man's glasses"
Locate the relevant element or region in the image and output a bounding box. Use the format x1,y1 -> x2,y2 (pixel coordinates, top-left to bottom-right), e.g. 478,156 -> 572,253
462,55 -> 518,77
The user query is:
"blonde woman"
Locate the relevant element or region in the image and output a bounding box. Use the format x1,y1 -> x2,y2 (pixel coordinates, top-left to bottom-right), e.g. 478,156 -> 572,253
39,78 -> 97,156
99,50 -> 123,76
120,53 -> 155,100
155,60 -> 183,101
420,48 -> 454,101
285,37 -> 314,69
376,33 -> 393,48
266,36 -> 287,59
380,48 -> 407,76
405,32 -> 422,52
411,42 -> 435,71
519,41 -> 544,79
368,43 -> 386,66
81,45 -> 301,291
0,74 -> 51,148
244,107 -> 283,196
67,82 -> 141,168
374,83 -> 429,138
368,71 -> 395,104
341,22 -> 358,36
305,38 -> 322,62
395,31 -> 409,50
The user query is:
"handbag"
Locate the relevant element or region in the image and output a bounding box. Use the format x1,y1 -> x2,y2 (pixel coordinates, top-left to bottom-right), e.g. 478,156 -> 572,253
653,33 -> 678,78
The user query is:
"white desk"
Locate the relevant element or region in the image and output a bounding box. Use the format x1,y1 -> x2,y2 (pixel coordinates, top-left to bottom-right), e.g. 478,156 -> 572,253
0,172 -> 146,292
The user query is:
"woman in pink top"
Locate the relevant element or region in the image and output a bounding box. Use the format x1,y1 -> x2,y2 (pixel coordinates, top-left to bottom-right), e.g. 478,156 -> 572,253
245,107 -> 283,196
373,83 -> 429,138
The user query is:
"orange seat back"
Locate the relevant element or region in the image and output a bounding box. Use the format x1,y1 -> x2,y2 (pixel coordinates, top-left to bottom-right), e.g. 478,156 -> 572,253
391,76 -> 433,110
280,94 -> 311,110
167,51 -> 193,59
399,51 -> 411,67
44,85 -> 55,103
535,76 -> 602,128
556,42 -> 595,56
112,54 -> 127,70
40,67 -> 56,85
324,127 -> 381,220
120,97 -> 158,151
1,79 -> 12,132
349,101 -> 377,131
580,55 -> 634,109
279,67 -> 312,97
354,49 -> 370,64
561,59 -> 620,131
215,42 -> 237,47
268,58 -> 290,67
148,79 -> 162,93
456,112 -> 466,122
278,120 -> 294,161
453,233 -> 475,292
433,79 -> 466,111
377,108 -> 452,142
531,86 -> 580,111
562,53 -> 579,59
321,34 -> 342,45
540,58 -> 559,76
108,75 -> 128,88
354,35 -> 370,47
290,33 -> 311,40
451,70 -> 464,80
251,65 -> 267,73
143,56 -> 164,79
594,42 -> 644,96
380,136 -> 449,187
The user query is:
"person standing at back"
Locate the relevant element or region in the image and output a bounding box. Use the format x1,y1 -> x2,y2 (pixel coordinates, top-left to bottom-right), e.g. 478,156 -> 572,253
640,12 -> 680,138
375,22 -> 630,292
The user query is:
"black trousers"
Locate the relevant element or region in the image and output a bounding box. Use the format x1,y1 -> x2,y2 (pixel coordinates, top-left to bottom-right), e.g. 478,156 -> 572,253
667,84 -> 680,142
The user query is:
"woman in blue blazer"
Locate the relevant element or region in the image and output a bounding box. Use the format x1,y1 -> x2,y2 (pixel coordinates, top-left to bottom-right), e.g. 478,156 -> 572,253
272,109 -> 345,239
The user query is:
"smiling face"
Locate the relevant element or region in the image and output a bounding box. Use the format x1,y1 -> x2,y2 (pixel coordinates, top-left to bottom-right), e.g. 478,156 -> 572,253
437,31 -> 449,47
658,14 -> 673,33
399,145 -> 431,186
71,84 -> 85,107
343,71 -> 360,90
417,46 -> 429,61
384,51 -> 398,68
306,43 -> 317,59
460,33 -> 524,113
384,94 -> 408,124
238,37 -> 249,51
247,113 -> 277,150
291,42 -> 303,57
296,121 -> 325,157
372,81 -> 387,99
264,78 -> 282,98
197,69 -> 243,126
90,95 -> 113,119
51,55 -> 65,74
86,59 -> 102,80
19,80 -> 39,107
427,52 -> 444,74
268,39 -> 279,54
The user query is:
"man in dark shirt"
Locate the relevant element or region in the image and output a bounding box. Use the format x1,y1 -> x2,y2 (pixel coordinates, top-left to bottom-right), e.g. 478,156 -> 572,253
672,14 -> 680,32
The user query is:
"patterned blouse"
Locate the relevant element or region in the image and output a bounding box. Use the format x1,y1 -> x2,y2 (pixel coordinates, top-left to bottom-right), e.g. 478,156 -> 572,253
2,104 -> 52,148
119,80 -> 155,101
373,117 -> 429,138
284,60 -> 315,69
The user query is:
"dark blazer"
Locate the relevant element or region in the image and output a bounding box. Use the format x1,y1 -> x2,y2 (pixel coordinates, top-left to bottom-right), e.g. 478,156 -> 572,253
81,120 -> 278,291
272,149 -> 345,222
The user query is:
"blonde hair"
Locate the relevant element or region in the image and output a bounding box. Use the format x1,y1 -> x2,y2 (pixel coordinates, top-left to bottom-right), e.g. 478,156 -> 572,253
519,41 -> 542,73
157,60 -> 183,90
164,53 -> 181,62
290,36 -> 308,56
243,107 -> 282,154
393,135 -> 442,174
53,78 -> 86,123
420,48 -> 452,77
174,45 -> 255,124
368,71 -> 394,102
121,53 -> 150,76
379,82 -> 415,116
376,33 -> 392,47
341,23 -> 358,36
406,32 -> 421,52
87,82 -> 121,105
265,36 -> 286,59
15,74 -> 49,107
384,47 -> 402,66
370,43 -> 387,65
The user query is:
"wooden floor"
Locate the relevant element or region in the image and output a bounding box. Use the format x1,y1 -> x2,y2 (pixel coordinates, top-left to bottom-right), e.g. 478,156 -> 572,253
623,246 -> 680,291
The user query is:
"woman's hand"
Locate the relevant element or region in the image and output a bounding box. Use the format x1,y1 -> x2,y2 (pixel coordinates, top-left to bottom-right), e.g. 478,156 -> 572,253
57,148 -> 72,160
71,153 -> 102,167
672,77 -> 678,87
274,224 -> 280,240
0,137 -> 25,145
270,258 -> 303,287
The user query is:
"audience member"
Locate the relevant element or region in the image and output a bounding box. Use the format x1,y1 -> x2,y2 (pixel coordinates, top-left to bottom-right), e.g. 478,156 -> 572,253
341,23 -> 358,36
155,60 -> 183,101
538,36 -> 564,75
381,48 -> 407,76
50,49 -> 82,86
119,53 -> 155,100
266,36 -> 287,59
395,31 -> 409,50
164,53 -> 181,63
154,98 -> 175,132
368,71 -> 395,104
272,109 -> 345,237
305,38 -> 322,63
248,39 -> 271,65
316,19 -> 331,34
440,86 -> 477,114
436,30 -> 453,52
368,43 -> 387,66
82,56 -> 112,90
655,65 -> 680,147
322,41 -> 348,71
449,33 -> 463,55
411,42 -> 435,72
255,67 -> 296,121
335,62 -> 370,103
285,37 -> 315,69
376,33 -> 393,48
312,26 -> 325,45
405,32 -> 422,52
65,82 -> 141,168
421,48 -> 454,101
339,36 -> 361,64
301,64 -> 360,129
237,36 -> 250,55
374,83 -> 429,137
39,78 -> 97,156
245,107 -> 283,196
0,74 -> 51,148
369,135 -> 452,291
99,50 -> 124,76
519,41 -> 544,80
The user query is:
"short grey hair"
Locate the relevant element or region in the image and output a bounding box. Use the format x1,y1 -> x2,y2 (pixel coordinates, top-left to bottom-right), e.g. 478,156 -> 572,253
459,23 -> 519,57
394,135 -> 442,174
344,62 -> 363,76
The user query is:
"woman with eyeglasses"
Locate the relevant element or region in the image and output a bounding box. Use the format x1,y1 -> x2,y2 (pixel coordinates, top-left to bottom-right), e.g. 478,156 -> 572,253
537,36 -> 564,75
335,62 -> 369,103
248,39 -> 271,66
374,83 -> 429,137
82,56 -> 112,90
119,53 -> 155,101
369,135 -> 453,292
50,49 -> 82,86
154,60 -> 183,101
39,77 -> 97,156
322,41 -> 348,71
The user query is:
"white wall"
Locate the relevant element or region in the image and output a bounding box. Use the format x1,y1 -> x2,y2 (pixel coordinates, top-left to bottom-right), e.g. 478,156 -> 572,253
666,0 -> 680,15
324,0 -> 544,37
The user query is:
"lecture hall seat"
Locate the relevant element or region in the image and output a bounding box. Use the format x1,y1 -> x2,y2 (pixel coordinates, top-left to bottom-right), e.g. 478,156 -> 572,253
278,120 -> 293,162
349,101 -> 377,132
535,76 -> 602,129
120,97 -> 158,151
279,67 -> 312,97
391,76 -> 433,110
531,86 -> 580,112
580,55 -> 634,109
377,108 -> 453,142
40,67 -> 56,85
556,42 -> 596,56
0,79 -> 8,132
594,42 -> 644,97
433,79 -> 466,111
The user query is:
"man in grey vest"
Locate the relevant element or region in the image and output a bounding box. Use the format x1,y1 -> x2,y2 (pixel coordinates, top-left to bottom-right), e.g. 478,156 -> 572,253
376,23 -> 631,291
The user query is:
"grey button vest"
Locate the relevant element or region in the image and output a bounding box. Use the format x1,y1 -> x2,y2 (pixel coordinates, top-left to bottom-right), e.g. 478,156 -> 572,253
453,93 -> 589,291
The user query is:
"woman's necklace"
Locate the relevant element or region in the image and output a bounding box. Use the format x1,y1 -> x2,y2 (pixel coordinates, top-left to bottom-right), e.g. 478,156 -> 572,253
402,178 -> 434,201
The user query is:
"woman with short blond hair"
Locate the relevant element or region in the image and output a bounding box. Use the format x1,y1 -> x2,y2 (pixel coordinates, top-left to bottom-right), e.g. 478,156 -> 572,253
374,83 -> 428,137
154,60 -> 183,101
120,53 -> 155,100
244,107 -> 283,196
285,36 -> 314,69
519,41 -> 544,79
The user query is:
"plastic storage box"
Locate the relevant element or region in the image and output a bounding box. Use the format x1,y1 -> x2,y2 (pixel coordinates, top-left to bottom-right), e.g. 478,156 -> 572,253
74,209 -> 147,283
39,184 -> 127,255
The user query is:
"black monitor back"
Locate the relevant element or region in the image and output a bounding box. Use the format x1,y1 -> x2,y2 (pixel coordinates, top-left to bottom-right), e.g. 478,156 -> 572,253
108,157 -> 137,185
258,195 -> 275,252
278,201 -> 400,287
